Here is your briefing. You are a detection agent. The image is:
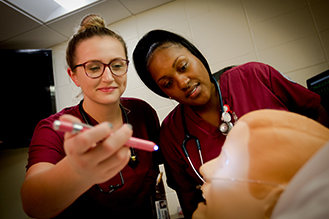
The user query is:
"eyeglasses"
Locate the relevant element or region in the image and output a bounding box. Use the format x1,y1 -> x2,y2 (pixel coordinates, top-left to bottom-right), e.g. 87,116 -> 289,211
72,59 -> 129,78
96,171 -> 124,194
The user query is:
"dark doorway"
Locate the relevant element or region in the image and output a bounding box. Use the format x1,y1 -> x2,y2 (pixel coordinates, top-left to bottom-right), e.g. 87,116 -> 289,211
0,49 -> 56,150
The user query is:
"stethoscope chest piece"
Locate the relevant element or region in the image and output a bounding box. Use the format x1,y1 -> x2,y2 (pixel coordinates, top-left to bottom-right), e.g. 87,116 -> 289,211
220,110 -> 234,135
222,111 -> 231,122
219,121 -> 233,135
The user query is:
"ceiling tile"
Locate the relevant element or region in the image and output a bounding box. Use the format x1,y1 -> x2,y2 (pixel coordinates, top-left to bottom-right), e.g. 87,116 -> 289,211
47,0 -> 132,38
0,25 -> 68,49
119,0 -> 173,14
5,0 -> 61,22
0,2 -> 40,42
0,0 -> 175,49
4,0 -> 102,23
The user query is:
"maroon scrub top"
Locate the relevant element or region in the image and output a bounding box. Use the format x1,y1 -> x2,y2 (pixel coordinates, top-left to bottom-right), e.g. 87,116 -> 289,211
26,98 -> 160,218
160,62 -> 321,218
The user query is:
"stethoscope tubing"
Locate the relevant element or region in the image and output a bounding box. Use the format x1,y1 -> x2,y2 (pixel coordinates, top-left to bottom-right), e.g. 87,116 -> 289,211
211,76 -> 225,113
181,76 -> 224,184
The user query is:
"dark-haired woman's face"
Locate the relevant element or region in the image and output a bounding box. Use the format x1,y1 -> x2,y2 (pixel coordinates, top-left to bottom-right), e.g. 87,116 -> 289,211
147,45 -> 213,106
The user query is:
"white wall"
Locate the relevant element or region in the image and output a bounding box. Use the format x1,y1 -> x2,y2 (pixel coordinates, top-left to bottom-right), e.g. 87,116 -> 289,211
50,0 -> 329,216
53,0 -> 329,122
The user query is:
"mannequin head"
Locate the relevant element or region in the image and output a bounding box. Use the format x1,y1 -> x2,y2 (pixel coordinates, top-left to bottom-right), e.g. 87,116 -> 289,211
193,109 -> 329,219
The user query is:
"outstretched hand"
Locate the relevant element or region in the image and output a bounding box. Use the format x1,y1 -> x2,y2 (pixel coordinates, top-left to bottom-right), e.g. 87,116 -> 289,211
60,114 -> 132,185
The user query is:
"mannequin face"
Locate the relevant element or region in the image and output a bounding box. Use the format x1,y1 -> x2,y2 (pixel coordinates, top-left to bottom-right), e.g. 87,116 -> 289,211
192,109 -> 329,219
193,120 -> 284,219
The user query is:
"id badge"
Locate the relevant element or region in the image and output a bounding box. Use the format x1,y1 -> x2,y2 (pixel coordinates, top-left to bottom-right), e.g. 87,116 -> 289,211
155,200 -> 170,219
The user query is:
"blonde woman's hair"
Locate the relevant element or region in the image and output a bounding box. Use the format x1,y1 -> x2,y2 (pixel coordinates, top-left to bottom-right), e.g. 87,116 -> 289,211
66,14 -> 127,70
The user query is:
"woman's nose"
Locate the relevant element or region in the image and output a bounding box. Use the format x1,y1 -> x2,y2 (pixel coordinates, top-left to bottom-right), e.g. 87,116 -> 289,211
177,75 -> 190,89
102,66 -> 114,82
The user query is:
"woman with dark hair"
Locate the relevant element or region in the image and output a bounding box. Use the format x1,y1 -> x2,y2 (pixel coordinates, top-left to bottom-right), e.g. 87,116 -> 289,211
133,29 -> 329,218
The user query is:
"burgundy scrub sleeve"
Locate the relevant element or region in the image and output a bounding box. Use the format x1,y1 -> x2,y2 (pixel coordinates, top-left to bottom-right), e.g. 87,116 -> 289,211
266,64 -> 321,120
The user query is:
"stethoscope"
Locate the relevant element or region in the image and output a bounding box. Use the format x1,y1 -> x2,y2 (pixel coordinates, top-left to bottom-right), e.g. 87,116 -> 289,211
78,100 -> 139,193
181,76 -> 236,184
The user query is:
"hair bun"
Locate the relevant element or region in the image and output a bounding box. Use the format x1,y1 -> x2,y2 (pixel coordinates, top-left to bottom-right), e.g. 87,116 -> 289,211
78,14 -> 106,33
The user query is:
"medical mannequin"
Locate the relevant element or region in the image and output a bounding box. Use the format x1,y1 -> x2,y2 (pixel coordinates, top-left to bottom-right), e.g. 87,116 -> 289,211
192,109 -> 329,219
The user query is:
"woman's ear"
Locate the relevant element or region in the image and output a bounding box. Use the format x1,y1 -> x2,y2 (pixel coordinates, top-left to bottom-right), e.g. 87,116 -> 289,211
67,68 -> 80,87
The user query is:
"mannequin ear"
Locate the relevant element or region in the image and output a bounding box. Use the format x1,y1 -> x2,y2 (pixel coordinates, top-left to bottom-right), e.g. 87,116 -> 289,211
67,68 -> 80,87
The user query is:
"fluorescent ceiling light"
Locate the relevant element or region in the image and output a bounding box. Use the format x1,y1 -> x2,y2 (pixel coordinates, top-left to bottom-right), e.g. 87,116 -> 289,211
6,0 -> 102,23
53,0 -> 98,10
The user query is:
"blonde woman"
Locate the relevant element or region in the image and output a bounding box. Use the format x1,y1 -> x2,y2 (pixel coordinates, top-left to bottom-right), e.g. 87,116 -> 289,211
21,15 -> 160,218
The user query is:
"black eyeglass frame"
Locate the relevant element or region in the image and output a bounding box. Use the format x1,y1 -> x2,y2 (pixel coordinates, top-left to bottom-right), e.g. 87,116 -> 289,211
96,171 -> 124,194
72,59 -> 129,79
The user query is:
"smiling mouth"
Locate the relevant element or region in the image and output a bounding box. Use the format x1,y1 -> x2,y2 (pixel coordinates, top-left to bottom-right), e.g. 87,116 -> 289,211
98,87 -> 116,92
186,84 -> 198,98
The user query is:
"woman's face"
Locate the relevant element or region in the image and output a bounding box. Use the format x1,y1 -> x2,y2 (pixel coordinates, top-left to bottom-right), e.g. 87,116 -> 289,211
147,44 -> 213,106
68,36 -> 127,106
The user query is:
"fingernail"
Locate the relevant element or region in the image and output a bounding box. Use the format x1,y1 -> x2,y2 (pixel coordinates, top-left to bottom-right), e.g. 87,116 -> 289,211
126,124 -> 133,130
108,122 -> 113,129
